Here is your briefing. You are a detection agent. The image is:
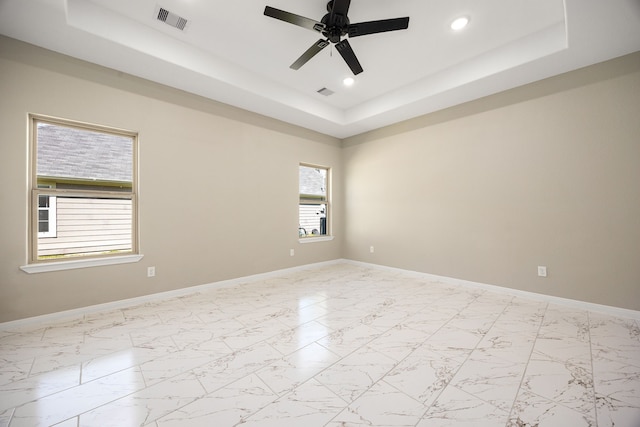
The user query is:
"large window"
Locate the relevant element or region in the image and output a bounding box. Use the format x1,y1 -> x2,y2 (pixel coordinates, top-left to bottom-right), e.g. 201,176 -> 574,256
29,115 -> 138,262
299,164 -> 330,238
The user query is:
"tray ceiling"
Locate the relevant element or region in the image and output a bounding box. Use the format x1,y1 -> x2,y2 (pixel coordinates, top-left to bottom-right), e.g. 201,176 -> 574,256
1,0 -> 639,137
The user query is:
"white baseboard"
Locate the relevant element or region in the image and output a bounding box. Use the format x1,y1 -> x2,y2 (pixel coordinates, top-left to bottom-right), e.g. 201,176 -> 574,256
3,258 -> 638,329
344,260 -> 640,321
0,259 -> 344,330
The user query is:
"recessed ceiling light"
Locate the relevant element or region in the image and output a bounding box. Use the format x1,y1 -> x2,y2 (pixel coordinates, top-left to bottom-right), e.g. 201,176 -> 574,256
343,77 -> 355,87
450,16 -> 469,31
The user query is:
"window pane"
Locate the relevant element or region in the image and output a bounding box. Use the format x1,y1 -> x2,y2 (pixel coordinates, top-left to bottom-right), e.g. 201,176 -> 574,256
299,165 -> 326,200
38,195 -> 49,208
298,203 -> 327,237
299,164 -> 329,238
36,122 -> 133,190
37,195 -> 132,259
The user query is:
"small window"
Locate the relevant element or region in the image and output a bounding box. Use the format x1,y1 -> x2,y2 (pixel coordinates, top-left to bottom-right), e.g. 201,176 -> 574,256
299,164 -> 330,238
29,115 -> 138,262
37,185 -> 57,238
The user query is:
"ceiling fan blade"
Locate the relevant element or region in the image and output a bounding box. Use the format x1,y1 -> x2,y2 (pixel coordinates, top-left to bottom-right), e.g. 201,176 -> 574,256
290,39 -> 330,70
264,6 -> 325,33
348,17 -> 410,37
329,0 -> 351,17
335,39 -> 363,75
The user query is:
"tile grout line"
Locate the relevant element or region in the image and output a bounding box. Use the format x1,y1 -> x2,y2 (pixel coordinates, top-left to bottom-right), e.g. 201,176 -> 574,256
58,316 -> 272,425
504,301 -> 549,425
408,290 -> 509,425
274,282 -> 465,425
360,309 -> 466,426
587,311 -> 599,427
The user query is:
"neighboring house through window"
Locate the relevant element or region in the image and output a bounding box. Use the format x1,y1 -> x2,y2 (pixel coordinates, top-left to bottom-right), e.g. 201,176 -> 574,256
299,164 -> 330,238
30,115 -> 138,262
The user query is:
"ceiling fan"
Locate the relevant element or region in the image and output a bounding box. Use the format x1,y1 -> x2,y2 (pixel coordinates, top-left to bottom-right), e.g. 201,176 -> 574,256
264,0 -> 410,75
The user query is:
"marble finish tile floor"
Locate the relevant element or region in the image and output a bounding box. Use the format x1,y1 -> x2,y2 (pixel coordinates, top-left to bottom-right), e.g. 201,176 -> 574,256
1,263 -> 639,426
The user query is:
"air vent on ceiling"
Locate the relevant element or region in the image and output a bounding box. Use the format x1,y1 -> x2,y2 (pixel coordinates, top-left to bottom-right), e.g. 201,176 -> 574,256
156,6 -> 188,31
317,87 -> 334,96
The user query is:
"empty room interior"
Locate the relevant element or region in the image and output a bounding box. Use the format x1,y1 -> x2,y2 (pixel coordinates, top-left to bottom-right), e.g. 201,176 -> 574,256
1,0 -> 639,426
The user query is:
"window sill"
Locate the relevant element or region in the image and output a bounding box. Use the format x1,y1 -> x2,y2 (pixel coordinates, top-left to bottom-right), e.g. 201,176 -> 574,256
20,254 -> 144,274
299,236 -> 334,244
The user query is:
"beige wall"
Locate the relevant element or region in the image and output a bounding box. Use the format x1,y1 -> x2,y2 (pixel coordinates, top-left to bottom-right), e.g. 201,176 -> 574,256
343,52 -> 640,310
1,36 -> 639,323
0,37 -> 343,322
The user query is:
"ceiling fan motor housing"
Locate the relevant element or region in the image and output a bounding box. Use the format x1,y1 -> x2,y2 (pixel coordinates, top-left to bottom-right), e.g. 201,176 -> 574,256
321,6 -> 350,42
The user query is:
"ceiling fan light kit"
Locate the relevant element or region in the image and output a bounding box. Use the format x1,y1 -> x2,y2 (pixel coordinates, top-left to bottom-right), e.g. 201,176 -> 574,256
264,0 -> 410,75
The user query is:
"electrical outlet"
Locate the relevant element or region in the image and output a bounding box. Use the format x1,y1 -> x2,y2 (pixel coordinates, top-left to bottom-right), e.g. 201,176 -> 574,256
147,266 -> 156,277
537,266 -> 547,277
290,249 -> 295,257
370,246 -> 375,253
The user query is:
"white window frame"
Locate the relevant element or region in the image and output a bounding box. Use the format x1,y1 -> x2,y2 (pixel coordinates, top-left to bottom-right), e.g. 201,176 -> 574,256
25,114 -> 140,269
299,163 -> 332,242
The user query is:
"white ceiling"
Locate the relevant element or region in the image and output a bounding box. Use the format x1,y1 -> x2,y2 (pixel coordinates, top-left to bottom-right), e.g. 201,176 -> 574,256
1,0 -> 640,138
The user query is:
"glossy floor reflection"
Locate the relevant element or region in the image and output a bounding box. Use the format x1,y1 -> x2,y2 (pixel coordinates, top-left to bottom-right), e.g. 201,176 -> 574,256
1,262 -> 639,426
